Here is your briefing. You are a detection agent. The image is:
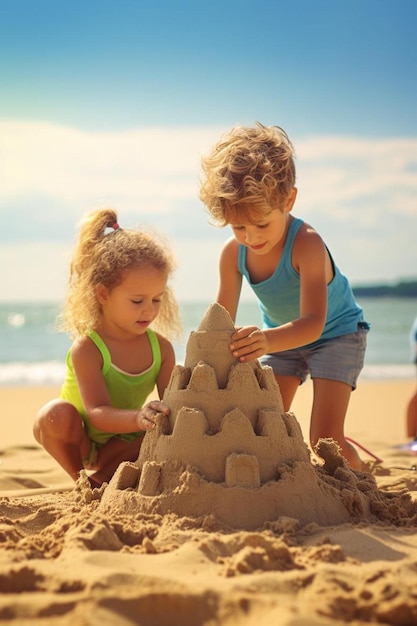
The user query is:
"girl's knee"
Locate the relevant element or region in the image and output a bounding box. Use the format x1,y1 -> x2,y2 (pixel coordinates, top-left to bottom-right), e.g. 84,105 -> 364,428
34,400 -> 81,440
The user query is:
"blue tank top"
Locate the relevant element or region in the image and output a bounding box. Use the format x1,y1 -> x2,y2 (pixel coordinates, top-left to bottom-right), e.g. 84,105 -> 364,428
238,217 -> 367,345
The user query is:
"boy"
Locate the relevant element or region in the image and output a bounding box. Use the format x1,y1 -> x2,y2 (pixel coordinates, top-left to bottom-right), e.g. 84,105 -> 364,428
199,122 -> 370,471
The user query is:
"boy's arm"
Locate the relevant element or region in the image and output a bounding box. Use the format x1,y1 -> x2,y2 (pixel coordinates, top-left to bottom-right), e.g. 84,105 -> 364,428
293,224 -> 329,342
230,226 -> 328,361
216,238 -> 243,322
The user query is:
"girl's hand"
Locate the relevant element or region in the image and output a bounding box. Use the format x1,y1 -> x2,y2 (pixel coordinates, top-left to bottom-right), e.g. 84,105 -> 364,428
230,326 -> 269,362
136,401 -> 170,431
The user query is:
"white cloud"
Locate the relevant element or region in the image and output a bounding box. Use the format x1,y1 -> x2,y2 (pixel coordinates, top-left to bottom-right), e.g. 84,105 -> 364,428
296,136 -> 417,221
1,242 -> 70,302
1,120 -> 416,301
0,120 -> 225,216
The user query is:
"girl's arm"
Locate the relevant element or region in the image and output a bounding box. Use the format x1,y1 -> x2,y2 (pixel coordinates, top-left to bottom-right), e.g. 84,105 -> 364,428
230,224 -> 329,361
216,237 -> 243,322
71,337 -> 167,433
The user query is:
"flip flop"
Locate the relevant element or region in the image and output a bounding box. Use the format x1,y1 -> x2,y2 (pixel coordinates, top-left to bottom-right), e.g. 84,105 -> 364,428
346,436 -> 383,464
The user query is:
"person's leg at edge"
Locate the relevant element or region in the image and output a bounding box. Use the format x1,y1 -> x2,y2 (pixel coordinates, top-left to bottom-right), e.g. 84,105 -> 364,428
406,387 -> 417,439
33,399 -> 91,481
309,377 -> 365,471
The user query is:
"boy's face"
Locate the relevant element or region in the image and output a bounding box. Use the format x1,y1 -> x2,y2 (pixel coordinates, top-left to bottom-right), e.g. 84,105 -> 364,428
229,190 -> 296,255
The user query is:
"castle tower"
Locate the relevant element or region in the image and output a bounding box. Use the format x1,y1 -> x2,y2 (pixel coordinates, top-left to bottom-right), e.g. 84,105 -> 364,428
163,303 -> 284,431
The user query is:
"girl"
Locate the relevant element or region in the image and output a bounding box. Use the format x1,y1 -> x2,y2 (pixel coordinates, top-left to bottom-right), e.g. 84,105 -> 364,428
199,123 -> 371,471
34,208 -> 182,487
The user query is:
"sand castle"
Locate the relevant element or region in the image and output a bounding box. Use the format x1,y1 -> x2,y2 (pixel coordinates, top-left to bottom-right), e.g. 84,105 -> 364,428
100,303 -> 372,530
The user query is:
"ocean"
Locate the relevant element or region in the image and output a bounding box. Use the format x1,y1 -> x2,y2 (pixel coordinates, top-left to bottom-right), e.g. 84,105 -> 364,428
1,298 -> 416,386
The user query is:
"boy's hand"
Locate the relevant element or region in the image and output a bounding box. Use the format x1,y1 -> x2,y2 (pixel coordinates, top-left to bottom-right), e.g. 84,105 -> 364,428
230,326 -> 268,362
137,401 -> 170,430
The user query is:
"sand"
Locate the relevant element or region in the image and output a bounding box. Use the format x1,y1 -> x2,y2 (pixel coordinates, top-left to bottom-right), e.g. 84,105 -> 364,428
1,305 -> 417,625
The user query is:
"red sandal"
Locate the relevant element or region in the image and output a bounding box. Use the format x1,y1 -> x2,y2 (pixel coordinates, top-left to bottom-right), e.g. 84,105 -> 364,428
346,436 -> 383,464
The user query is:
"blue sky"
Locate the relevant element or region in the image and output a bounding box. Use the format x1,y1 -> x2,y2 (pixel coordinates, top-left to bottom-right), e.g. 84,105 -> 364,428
1,0 -> 416,302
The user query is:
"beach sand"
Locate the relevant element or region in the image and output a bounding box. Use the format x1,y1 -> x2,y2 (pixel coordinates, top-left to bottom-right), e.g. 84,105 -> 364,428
1,376 -> 417,625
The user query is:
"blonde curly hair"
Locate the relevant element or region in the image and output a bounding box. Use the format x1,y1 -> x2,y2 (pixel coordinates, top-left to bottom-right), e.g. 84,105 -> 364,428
58,208 -> 182,340
199,122 -> 296,225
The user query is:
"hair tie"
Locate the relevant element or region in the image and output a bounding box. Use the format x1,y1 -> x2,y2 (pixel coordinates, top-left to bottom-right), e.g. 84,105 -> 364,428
104,222 -> 121,236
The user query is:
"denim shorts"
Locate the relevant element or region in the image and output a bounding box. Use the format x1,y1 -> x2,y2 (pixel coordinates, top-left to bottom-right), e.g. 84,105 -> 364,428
261,323 -> 369,390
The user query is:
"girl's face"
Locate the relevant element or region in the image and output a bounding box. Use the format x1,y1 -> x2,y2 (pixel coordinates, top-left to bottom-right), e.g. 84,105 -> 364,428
97,266 -> 167,336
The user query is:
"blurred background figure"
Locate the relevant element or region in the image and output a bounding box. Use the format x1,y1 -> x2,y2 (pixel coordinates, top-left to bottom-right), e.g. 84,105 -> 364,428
406,316 -> 417,440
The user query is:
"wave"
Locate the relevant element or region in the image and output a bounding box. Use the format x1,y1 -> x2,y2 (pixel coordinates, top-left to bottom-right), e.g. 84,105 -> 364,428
0,360 -> 414,386
361,363 -> 415,380
0,361 -> 67,386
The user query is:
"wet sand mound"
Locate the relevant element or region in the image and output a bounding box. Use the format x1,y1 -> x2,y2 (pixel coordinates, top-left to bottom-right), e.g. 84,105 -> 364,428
99,303 -> 395,530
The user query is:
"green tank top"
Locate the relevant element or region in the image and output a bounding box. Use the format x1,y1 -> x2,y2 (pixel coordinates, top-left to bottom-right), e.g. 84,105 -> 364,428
60,329 -> 162,445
